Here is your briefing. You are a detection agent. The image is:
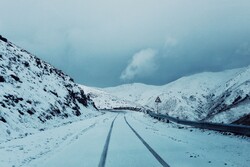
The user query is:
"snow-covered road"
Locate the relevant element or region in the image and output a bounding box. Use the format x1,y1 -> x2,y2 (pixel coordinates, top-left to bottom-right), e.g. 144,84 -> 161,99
1,111 -> 249,167
106,112 -> 167,167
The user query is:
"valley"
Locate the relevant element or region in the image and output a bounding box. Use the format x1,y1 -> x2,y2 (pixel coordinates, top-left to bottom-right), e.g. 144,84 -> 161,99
0,36 -> 249,167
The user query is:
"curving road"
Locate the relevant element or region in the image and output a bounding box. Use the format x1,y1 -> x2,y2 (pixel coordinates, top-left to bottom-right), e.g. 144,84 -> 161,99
31,111 -> 249,167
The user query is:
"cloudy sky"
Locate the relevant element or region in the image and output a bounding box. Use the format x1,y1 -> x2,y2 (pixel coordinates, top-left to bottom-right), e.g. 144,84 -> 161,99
1,0 -> 250,87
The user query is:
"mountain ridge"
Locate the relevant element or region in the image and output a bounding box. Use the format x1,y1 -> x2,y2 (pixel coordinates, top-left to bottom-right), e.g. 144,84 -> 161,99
100,67 -> 250,124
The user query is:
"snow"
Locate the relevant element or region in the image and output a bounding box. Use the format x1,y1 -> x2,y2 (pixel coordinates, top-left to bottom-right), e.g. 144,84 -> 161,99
210,102 -> 250,123
105,113 -> 162,167
0,38 -> 97,142
80,85 -> 141,110
0,111 -> 106,167
32,112 -> 115,167
103,69 -> 241,121
204,66 -> 250,123
0,36 -> 249,167
80,66 -> 250,124
125,112 -> 250,167
1,111 -> 249,167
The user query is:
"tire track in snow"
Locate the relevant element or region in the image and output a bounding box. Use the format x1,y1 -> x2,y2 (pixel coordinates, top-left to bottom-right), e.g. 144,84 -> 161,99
124,116 -> 170,167
98,115 -> 118,167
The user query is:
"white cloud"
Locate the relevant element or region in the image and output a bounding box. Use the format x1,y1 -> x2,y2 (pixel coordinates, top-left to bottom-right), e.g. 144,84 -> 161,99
120,48 -> 158,81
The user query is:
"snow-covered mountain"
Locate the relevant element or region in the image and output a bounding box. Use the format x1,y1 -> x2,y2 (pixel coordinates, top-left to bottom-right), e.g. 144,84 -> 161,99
103,67 -> 250,124
1,33 -> 248,143
80,85 -> 141,110
202,67 -> 250,124
0,35 -> 96,141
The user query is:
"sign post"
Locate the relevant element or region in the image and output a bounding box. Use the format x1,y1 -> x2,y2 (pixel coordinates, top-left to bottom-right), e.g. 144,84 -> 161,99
155,96 -> 162,113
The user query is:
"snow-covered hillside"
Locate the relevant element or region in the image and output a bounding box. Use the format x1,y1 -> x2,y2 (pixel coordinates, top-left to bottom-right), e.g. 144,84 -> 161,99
104,67 -> 250,124
80,85 -> 141,110
203,67 -> 250,124
0,35 -> 96,141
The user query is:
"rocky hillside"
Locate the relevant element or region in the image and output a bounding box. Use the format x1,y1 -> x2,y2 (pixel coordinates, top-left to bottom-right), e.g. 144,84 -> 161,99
0,35 -> 96,141
202,67 -> 250,125
103,67 -> 250,124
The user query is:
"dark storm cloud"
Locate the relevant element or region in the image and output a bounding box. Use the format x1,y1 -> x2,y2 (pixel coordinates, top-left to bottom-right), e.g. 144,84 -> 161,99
1,0 -> 250,87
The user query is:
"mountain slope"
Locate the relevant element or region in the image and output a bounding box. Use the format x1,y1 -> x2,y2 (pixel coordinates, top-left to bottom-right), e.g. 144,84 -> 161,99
0,35 -> 96,141
104,68 -> 248,123
80,85 -> 141,110
203,66 -> 250,124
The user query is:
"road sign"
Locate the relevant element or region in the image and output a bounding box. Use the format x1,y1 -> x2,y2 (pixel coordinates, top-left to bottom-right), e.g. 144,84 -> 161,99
155,96 -> 161,113
155,96 -> 162,103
